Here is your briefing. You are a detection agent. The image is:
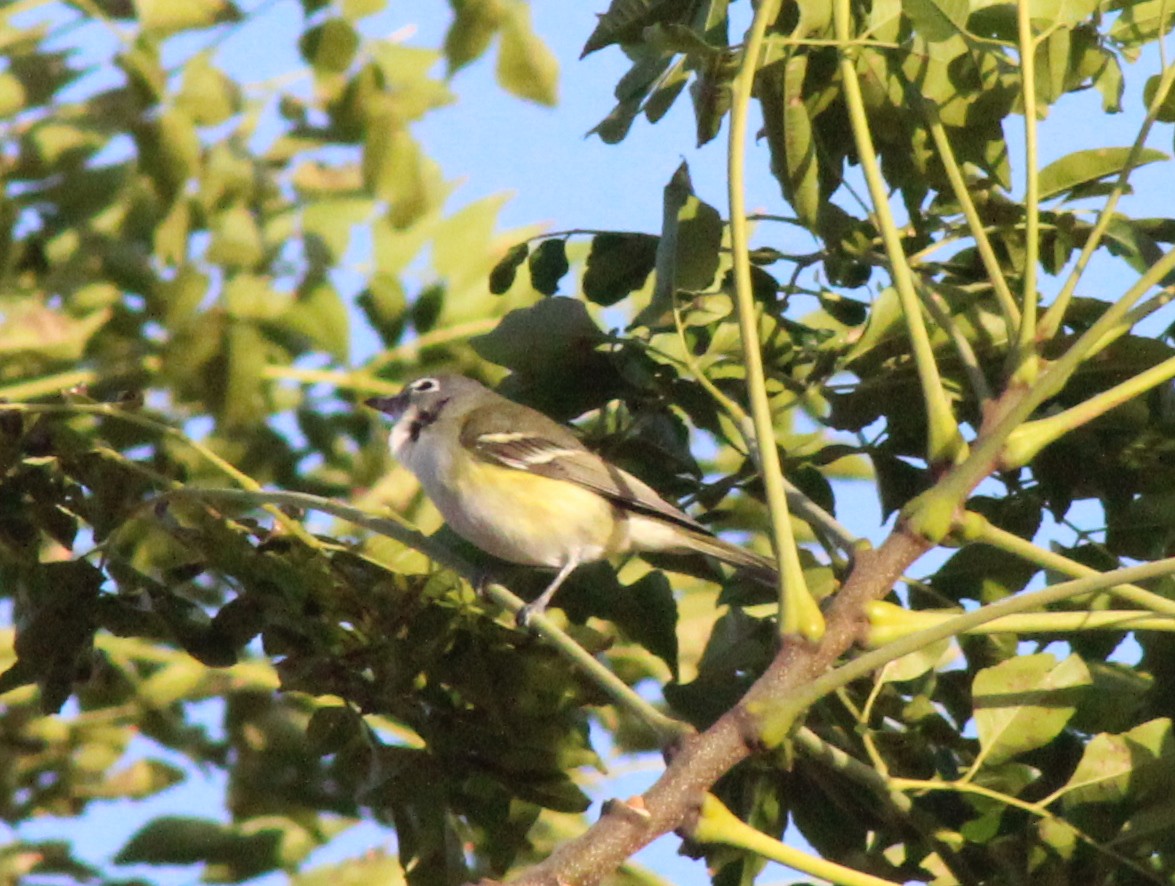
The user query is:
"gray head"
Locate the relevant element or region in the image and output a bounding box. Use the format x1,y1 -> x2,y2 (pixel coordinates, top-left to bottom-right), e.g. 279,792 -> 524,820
365,374 -> 490,424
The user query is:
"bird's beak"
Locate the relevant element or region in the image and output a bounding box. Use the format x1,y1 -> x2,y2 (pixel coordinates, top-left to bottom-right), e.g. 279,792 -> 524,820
364,392 -> 410,421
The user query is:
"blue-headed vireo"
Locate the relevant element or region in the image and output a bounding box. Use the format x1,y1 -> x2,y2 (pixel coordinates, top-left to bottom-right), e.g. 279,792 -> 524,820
366,375 -> 777,620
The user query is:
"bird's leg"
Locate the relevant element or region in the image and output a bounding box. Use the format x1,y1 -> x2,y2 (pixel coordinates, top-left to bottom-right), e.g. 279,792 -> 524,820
516,557 -> 578,627
470,569 -> 494,600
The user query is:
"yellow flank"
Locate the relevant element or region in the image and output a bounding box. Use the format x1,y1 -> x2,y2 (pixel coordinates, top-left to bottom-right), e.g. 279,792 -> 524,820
437,453 -> 626,568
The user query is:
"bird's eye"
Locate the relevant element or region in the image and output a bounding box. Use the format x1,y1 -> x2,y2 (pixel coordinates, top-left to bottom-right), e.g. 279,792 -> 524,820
410,377 -> 439,393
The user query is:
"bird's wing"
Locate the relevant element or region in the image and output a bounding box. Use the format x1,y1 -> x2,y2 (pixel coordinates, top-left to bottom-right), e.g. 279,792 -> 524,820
460,402 -> 709,535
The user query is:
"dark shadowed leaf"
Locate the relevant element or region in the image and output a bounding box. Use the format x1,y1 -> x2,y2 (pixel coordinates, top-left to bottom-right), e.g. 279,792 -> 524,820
582,232 -> 659,305
528,238 -> 570,295
472,297 -> 605,373
489,242 -> 530,294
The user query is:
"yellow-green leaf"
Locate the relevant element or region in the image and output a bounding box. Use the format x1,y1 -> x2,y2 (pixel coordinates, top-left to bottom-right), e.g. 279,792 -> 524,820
973,652 -> 1091,767
496,1 -> 558,106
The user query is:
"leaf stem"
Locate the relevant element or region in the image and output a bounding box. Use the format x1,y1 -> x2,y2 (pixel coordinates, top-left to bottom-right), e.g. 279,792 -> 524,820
0,369 -> 98,401
781,554 -> 1175,722
1004,351 -> 1175,467
728,0 -> 823,639
1011,0 -> 1041,381
918,283 -> 994,404
365,318 -> 500,372
833,0 -> 966,467
793,727 -> 977,883
921,103 -> 1020,328
262,365 -> 396,395
971,515 -> 1175,616
892,777 -> 1167,884
691,794 -> 902,886
905,241 -> 1175,542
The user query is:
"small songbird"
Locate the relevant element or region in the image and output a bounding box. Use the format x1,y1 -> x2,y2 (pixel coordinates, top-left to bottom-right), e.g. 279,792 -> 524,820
366,375 -> 777,620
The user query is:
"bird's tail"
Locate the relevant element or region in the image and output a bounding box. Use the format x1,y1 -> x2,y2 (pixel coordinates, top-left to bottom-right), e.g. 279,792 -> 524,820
679,529 -> 779,587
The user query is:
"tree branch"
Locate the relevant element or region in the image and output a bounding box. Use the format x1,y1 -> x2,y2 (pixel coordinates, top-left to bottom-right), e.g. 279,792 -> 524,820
486,529 -> 931,886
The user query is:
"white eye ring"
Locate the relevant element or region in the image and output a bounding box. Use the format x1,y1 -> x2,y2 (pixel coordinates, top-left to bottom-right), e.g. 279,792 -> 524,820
410,377 -> 439,393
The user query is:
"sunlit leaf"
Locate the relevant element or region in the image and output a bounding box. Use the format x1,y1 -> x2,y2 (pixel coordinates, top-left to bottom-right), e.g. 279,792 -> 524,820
973,653 -> 1091,766
1060,719 -> 1175,808
1038,147 -> 1168,200
137,0 -> 241,35
496,2 -> 558,106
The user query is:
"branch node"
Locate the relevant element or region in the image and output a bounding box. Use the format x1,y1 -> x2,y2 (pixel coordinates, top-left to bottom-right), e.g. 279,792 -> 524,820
601,795 -> 653,823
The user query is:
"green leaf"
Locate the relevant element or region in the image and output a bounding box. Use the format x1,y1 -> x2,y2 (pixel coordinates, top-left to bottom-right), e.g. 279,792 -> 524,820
932,541 -> 1040,603
154,197 -> 191,266
284,282 -> 351,361
302,196 -> 371,260
1060,719 -> 1175,808
0,303 -> 112,361
1144,74 -> 1175,123
138,108 -> 202,200
95,759 -> 186,800
870,451 -> 932,518
781,55 -> 819,228
1030,0 -> 1099,27
1034,27 -> 1070,107
176,52 -> 239,125
689,53 -> 733,146
1094,50 -> 1124,112
368,45 -> 455,122
138,661 -> 206,708
582,232 -> 659,306
880,638 -> 955,683
430,193 -> 511,308
818,290 -> 868,326
471,296 -> 605,374
528,238 -> 570,295
341,0 -> 385,18
357,273 -> 407,342
306,705 -> 363,756
207,204 -> 264,269
1114,796 -> 1175,849
644,56 -> 689,122
637,161 -> 722,325
509,772 -> 590,813
496,2 -> 558,106
224,321 -> 270,429
137,0 -> 241,35
903,0 -> 969,43
607,571 -> 679,679
843,286 -> 903,364
116,817 -> 230,864
489,242 -> 529,294
444,0 -> 505,73
293,852 -> 406,886
300,18 -> 360,74
364,118 -> 441,227
1038,147 -> 1168,201
973,653 -> 1091,766
582,0 -> 691,56
118,36 -> 166,104
1110,0 -> 1175,47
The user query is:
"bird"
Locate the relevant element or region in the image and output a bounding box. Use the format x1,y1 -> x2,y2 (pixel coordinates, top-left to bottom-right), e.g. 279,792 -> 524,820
366,374 -> 777,621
